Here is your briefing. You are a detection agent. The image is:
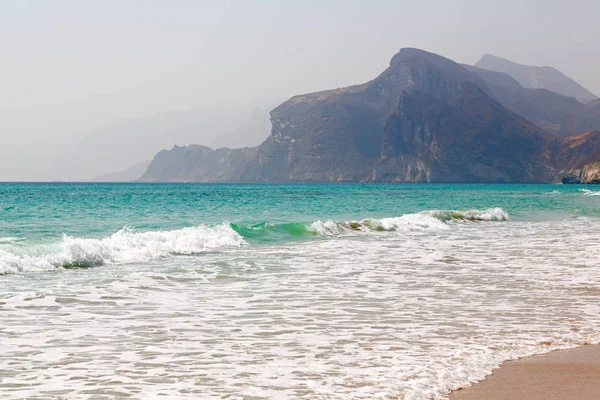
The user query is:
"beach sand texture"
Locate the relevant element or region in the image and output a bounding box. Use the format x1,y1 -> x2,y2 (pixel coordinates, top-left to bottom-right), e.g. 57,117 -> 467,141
450,345 -> 600,400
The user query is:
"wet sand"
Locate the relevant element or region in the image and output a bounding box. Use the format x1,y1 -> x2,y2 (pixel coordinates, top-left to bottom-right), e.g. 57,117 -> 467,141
450,345 -> 600,400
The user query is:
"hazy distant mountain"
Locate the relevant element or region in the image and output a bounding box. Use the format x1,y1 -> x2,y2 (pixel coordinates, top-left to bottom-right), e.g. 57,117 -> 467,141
54,105 -> 273,181
139,145 -> 257,182
89,160 -> 150,182
142,48 -> 600,183
464,65 -> 600,136
475,54 -> 597,103
210,107 -> 272,149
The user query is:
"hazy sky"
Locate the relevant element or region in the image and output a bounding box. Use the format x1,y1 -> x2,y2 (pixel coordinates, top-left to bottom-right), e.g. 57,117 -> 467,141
2,0 -> 599,180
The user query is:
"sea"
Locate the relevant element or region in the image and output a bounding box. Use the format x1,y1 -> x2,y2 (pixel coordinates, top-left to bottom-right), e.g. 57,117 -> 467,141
1,183 -> 599,399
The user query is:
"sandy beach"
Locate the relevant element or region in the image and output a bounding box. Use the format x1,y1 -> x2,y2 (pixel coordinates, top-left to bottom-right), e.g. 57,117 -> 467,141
450,345 -> 600,400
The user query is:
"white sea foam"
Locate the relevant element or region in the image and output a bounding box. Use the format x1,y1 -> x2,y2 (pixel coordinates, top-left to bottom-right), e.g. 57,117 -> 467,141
579,188 -> 600,196
309,208 -> 508,236
363,213 -> 450,231
1,218 -> 600,399
0,224 -> 245,274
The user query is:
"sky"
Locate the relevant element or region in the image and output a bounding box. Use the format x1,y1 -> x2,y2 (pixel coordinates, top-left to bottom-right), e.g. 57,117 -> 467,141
1,0 -> 599,180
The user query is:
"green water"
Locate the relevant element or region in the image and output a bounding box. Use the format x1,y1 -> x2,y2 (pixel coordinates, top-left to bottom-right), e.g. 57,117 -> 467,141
1,183 -> 598,243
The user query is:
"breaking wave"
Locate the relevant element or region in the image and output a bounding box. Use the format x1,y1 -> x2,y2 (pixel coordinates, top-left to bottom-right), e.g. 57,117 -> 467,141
0,224 -> 245,275
234,208 -> 508,238
308,208 -> 508,236
424,207 -> 509,221
579,188 -> 600,196
0,208 -> 508,274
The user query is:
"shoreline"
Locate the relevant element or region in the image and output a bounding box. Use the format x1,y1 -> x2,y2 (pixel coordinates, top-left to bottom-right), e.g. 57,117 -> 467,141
448,345 -> 600,400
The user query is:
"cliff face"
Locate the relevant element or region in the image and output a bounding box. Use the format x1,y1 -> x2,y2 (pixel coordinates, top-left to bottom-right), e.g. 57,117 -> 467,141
237,49 -> 557,183
475,54 -> 598,103
561,162 -> 600,184
555,131 -> 600,183
139,145 -> 257,182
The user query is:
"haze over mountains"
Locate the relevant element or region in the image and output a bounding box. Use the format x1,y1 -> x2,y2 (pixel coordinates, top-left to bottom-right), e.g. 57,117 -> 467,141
464,65 -> 600,136
26,48 -> 600,184
46,104 -> 274,181
139,48 -> 600,184
475,54 -> 598,103
210,107 -> 272,150
89,160 -> 151,183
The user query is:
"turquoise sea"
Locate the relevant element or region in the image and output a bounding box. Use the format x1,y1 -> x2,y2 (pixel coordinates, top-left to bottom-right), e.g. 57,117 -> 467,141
1,183 -> 600,399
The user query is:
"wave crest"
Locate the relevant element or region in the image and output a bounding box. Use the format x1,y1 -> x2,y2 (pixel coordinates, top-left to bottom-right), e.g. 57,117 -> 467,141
308,208 -> 508,236
0,224 -> 245,274
1,208 -> 508,274
579,189 -> 600,196
425,207 -> 509,222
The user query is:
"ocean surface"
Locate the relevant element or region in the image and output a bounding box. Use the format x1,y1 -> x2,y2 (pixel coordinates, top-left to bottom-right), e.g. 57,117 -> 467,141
1,183 -> 600,399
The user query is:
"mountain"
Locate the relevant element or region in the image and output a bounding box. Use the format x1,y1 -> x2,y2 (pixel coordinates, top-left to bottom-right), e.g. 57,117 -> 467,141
49,105 -> 268,181
140,48 -> 600,184
138,145 -> 257,182
464,65 -> 600,136
237,48 -> 566,183
89,160 -> 150,182
474,54 -> 597,103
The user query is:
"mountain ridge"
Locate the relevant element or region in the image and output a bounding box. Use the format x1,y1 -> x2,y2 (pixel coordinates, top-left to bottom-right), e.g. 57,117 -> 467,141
139,48 -> 600,184
475,53 -> 597,103
235,48 -> 557,182
138,145 -> 257,182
